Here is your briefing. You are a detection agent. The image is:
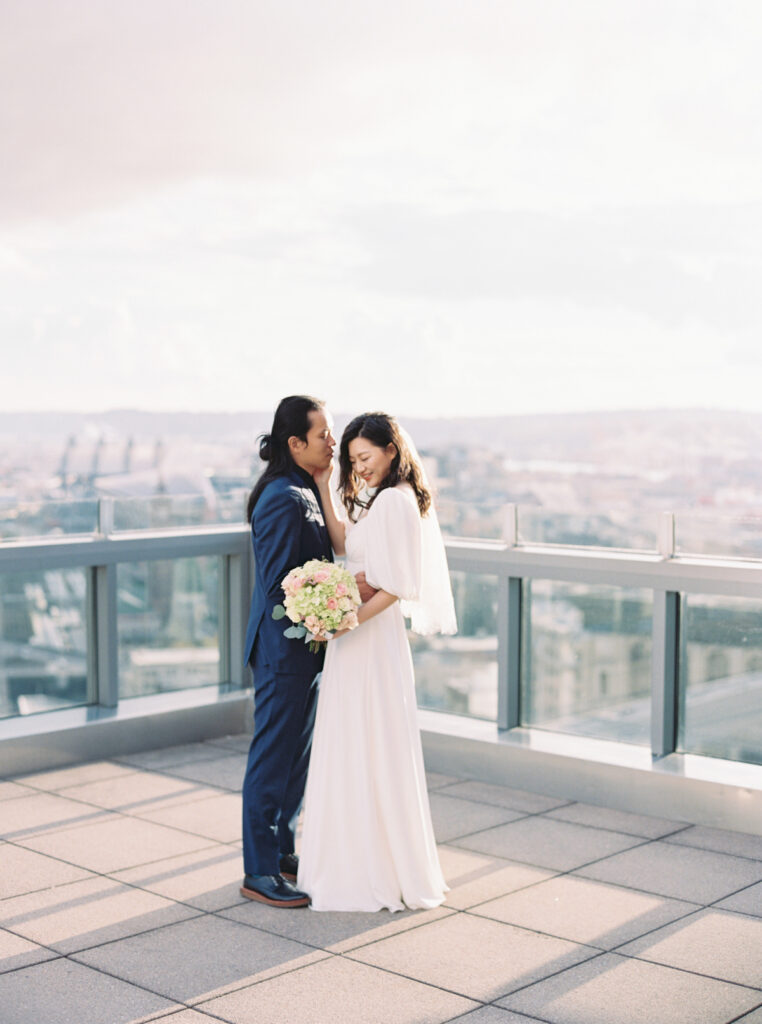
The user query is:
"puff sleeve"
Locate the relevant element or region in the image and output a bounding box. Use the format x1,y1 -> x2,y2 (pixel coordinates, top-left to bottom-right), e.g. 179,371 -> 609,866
363,487 -> 422,601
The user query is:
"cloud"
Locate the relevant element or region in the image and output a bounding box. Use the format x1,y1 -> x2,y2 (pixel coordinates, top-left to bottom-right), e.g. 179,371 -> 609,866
346,203 -> 762,332
3,1 -> 762,416
4,0 -> 762,223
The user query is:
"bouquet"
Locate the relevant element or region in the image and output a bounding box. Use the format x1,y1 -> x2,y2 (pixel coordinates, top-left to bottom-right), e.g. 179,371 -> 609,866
272,558 -> 361,651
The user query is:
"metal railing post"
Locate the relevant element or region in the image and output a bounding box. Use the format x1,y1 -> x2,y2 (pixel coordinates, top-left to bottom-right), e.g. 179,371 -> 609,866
503,576 -> 523,729
497,571 -> 523,731
659,511 -> 676,559
93,563 -> 119,708
502,503 -> 518,546
98,497 -> 114,538
218,555 -> 231,686
93,498 -> 119,707
651,590 -> 680,757
224,552 -> 249,687
497,574 -> 510,729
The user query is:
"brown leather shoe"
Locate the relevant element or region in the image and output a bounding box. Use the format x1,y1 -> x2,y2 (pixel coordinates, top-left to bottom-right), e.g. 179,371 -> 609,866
240,874 -> 309,907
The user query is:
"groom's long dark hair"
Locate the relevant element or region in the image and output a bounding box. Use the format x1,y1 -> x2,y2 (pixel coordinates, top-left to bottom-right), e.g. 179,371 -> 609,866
246,395 -> 325,522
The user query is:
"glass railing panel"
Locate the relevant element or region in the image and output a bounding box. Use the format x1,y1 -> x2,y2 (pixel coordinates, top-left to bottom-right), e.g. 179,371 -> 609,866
679,594 -> 762,765
112,490 -> 248,532
518,510 -> 657,551
675,513 -> 762,561
0,568 -> 89,717
0,500 -> 99,541
117,556 -> 221,698
413,571 -> 497,721
521,580 -> 652,745
215,488 -> 249,525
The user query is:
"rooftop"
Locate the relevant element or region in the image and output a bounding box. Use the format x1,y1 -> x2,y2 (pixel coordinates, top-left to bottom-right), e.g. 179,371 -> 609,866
2,734 -> 762,1024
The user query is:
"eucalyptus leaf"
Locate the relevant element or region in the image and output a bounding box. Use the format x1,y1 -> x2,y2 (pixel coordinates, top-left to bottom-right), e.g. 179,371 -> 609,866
272,605 -> 287,621
283,624 -> 307,639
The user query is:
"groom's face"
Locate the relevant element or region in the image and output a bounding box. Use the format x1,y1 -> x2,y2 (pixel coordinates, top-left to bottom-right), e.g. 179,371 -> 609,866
295,409 -> 336,475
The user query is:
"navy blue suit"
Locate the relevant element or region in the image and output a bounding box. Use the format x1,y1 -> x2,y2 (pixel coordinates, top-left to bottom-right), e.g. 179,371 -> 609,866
242,465 -> 333,876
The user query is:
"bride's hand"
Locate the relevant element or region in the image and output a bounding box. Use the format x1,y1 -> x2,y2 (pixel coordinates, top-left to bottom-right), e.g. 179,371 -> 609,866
313,461 -> 334,489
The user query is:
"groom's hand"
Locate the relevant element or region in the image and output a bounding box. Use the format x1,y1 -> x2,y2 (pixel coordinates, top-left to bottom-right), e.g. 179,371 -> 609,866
355,572 -> 377,604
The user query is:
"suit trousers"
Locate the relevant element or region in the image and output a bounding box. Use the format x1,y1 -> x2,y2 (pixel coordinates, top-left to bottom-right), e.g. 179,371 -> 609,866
242,644 -> 320,876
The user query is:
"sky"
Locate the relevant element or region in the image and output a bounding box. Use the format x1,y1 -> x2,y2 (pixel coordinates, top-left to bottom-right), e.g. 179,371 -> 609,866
2,0 -> 762,418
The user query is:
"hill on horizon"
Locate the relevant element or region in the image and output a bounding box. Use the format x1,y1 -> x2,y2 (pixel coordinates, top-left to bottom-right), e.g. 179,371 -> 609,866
3,408 -> 762,468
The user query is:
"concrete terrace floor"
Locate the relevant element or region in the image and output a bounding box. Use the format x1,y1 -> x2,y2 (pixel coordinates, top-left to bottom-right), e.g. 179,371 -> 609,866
2,735 -> 762,1024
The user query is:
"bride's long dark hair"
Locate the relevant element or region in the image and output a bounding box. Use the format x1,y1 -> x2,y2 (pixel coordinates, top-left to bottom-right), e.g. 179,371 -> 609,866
338,412 -> 431,521
246,395 -> 324,522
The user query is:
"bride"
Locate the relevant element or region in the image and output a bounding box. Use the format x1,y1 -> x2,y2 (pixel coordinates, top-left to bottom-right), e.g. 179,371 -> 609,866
297,411 -> 457,912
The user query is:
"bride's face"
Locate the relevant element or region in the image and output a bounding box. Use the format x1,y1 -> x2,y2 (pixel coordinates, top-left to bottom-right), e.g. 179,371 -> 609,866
348,437 -> 396,490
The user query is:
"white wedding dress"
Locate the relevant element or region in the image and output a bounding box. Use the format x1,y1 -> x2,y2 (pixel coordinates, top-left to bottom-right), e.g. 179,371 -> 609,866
297,484 -> 448,912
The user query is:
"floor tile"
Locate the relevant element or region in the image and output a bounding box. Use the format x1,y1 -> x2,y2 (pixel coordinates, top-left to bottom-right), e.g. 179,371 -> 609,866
618,908 -> 762,988
73,913 -> 325,1004
14,760 -> 136,791
437,845 -> 556,910
453,815 -> 644,871
576,841 -> 762,904
441,780 -> 569,814
429,792 -> 526,843
138,793 -> 241,843
220,900 -> 453,954
500,951 -> 762,1024
664,825 -> 762,861
716,880 -> 762,918
0,781 -> 36,801
473,874 -> 700,950
160,755 -> 245,791
19,816 -> 215,873
544,802 -> 686,839
0,792 -> 113,841
0,875 -> 198,953
347,911 -> 597,1001
731,1007 -> 762,1023
447,1010 -> 543,1024
0,927 -> 58,974
203,734 -> 252,754
199,954 -> 478,1024
143,1012 -> 225,1024
114,846 -> 246,912
426,771 -> 462,790
0,957 -> 177,1024
58,771 -> 220,814
0,844 -> 93,899
115,742 -> 233,770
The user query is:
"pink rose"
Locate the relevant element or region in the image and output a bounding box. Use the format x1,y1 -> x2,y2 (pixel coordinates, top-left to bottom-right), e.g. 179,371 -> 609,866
336,583 -> 347,596
326,598 -> 337,610
305,615 -> 320,633
283,573 -> 304,595
313,571 -> 330,583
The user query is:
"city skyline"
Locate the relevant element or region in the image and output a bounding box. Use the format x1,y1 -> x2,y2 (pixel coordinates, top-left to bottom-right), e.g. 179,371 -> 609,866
2,1 -> 762,416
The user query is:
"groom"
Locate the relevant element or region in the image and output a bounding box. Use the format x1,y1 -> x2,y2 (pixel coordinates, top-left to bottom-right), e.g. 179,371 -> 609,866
241,395 -> 373,907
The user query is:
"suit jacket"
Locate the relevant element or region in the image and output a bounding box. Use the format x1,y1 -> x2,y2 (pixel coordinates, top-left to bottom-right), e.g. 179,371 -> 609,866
244,465 -> 333,675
